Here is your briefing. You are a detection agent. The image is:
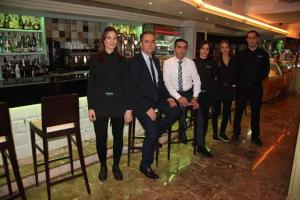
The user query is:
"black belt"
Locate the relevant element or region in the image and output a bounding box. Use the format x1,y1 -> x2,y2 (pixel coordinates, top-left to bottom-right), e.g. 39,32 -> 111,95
177,87 -> 193,96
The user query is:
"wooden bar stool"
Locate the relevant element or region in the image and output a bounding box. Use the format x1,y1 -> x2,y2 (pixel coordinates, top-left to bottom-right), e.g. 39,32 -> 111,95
29,93 -> 90,200
0,102 -> 26,200
164,106 -> 198,160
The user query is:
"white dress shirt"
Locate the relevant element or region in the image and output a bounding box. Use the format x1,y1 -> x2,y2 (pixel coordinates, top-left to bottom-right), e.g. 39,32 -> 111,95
163,56 -> 201,100
141,51 -> 158,85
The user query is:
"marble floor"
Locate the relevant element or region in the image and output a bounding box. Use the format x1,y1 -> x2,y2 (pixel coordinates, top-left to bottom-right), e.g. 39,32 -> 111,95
10,95 -> 300,199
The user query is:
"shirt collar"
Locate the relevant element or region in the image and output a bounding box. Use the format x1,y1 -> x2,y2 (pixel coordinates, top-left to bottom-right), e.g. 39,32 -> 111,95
141,51 -> 152,61
174,56 -> 185,63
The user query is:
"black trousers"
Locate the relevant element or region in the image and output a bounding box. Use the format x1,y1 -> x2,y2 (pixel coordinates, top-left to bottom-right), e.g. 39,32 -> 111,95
233,85 -> 263,138
136,101 -> 182,169
177,89 -> 193,136
93,117 -> 124,167
212,99 -> 232,135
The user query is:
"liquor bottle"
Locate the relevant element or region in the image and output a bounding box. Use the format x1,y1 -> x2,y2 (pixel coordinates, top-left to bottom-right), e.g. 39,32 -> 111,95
3,14 -> 10,28
31,33 -> 37,52
0,33 -> 4,53
19,15 -> 25,29
15,63 -> 21,79
0,13 -> 4,28
33,17 -> 40,30
21,56 -> 26,78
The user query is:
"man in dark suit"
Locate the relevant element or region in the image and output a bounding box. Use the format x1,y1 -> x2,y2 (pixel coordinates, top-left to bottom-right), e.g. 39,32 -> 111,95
129,31 -> 182,179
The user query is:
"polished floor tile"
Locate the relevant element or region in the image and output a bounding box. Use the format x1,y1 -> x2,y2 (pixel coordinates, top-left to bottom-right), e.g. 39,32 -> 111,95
15,95 -> 300,200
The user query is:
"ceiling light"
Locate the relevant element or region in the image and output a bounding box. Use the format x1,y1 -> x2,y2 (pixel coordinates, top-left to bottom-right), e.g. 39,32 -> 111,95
206,17 -> 209,20
149,2 -> 153,5
181,0 -> 288,35
179,11 -> 183,14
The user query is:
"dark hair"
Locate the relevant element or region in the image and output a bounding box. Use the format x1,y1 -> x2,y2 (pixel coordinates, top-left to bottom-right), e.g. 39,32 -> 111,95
247,30 -> 259,38
174,38 -> 188,47
98,26 -> 122,62
140,31 -> 155,41
197,40 -> 213,59
214,40 -> 234,66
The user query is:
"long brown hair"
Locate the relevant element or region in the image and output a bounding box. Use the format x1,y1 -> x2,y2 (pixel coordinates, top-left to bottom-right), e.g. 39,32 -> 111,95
197,40 -> 213,59
98,26 -> 123,62
214,40 -> 233,66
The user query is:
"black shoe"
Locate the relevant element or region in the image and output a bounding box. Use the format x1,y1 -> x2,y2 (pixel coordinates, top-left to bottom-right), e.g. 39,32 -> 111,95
219,133 -> 229,141
231,133 -> 240,142
251,137 -> 263,146
98,165 -> 108,181
178,133 -> 188,144
197,146 -> 213,158
213,134 -> 220,141
112,166 -> 123,181
139,166 -> 159,179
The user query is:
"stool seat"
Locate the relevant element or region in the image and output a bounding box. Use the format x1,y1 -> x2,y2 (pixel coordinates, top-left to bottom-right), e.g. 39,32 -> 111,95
30,119 -> 75,133
0,135 -> 7,143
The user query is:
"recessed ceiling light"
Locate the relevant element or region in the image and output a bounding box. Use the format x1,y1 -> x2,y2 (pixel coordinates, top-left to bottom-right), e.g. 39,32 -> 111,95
179,11 -> 183,14
206,17 -> 209,20
149,2 -> 152,5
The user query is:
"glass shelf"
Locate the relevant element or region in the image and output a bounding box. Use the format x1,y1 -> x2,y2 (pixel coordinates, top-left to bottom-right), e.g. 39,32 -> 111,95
0,52 -> 46,56
0,28 -> 43,33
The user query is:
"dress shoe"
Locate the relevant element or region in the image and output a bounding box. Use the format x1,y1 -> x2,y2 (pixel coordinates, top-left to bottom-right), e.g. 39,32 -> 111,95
197,146 -> 213,158
112,166 -> 123,180
178,133 -> 188,144
251,137 -> 263,146
98,165 -> 108,181
212,134 -> 220,141
139,166 -> 159,179
231,133 -> 240,142
219,133 -> 229,141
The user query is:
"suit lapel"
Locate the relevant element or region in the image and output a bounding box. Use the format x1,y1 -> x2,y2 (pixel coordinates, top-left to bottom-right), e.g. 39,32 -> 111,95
139,53 -> 155,84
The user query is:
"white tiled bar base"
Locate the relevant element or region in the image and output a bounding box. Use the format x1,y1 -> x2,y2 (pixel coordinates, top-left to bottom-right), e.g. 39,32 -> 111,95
1,97 -> 143,165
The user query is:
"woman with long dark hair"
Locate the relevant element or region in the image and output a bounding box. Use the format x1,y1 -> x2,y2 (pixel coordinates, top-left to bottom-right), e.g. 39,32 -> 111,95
194,40 -> 217,157
87,27 -> 132,181
212,40 -> 237,141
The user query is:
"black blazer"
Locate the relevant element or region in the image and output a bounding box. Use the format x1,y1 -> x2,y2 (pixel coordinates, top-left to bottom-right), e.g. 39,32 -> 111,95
87,53 -> 131,117
129,53 -> 170,113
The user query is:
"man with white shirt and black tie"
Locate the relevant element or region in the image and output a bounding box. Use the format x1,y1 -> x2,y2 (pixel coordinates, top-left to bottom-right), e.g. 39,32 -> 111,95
163,38 -> 202,145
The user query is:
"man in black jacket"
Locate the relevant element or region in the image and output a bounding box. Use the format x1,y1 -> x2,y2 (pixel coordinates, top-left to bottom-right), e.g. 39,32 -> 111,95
232,30 -> 270,145
129,31 -> 182,179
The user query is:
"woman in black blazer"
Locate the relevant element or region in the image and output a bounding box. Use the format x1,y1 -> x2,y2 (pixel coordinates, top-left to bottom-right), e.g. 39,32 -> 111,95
87,27 -> 132,181
212,40 -> 237,142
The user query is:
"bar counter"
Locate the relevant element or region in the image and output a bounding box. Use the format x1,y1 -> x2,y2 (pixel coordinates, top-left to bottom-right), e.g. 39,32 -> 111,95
0,69 -> 89,108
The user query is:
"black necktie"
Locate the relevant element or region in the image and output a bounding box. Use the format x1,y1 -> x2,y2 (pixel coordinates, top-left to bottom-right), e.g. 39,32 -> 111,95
178,60 -> 183,92
149,57 -> 157,87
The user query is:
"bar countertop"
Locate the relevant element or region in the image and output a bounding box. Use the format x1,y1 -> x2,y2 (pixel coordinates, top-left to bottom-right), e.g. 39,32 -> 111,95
0,69 -> 89,107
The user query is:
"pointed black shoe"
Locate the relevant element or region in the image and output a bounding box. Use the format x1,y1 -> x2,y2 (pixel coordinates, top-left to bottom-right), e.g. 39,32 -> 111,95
197,146 -> 213,158
219,133 -> 229,141
98,165 -> 108,181
112,166 -> 123,180
139,166 -> 159,179
251,137 -> 263,146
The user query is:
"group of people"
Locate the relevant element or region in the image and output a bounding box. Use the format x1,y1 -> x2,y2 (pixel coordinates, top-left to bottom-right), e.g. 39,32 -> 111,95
87,27 -> 270,181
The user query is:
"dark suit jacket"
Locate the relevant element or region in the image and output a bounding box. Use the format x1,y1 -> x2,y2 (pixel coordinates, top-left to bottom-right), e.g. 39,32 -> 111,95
129,53 -> 170,113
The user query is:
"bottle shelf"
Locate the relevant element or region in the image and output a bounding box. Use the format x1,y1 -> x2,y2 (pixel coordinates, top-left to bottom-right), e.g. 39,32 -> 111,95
0,28 -> 43,33
0,52 -> 46,56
